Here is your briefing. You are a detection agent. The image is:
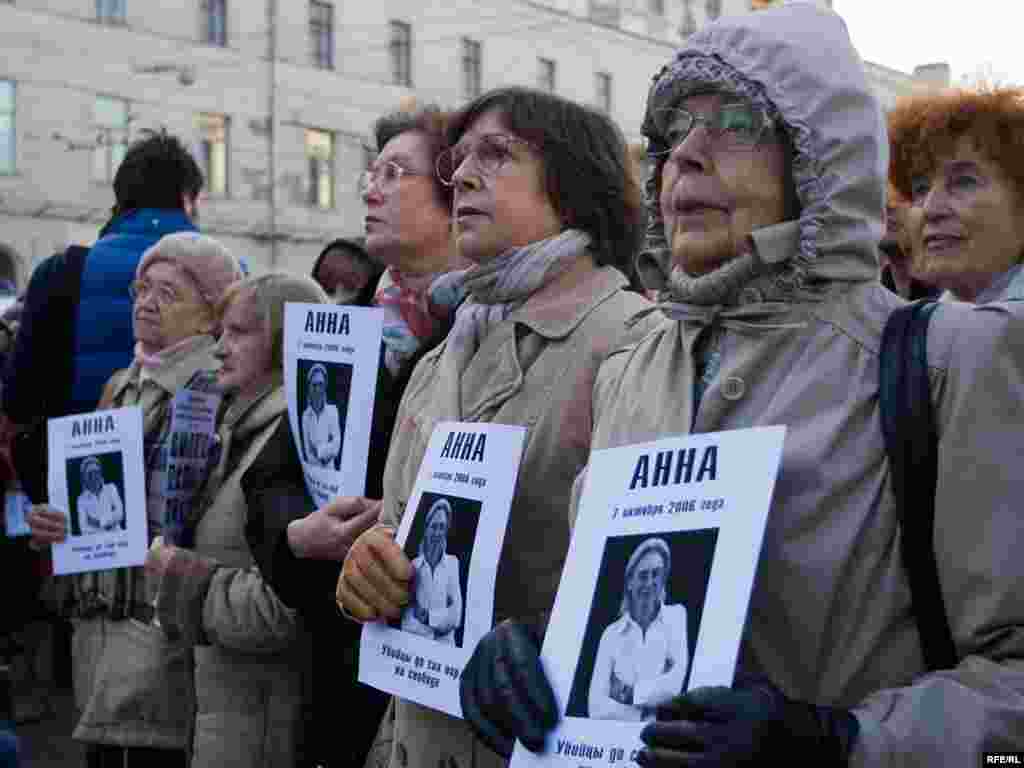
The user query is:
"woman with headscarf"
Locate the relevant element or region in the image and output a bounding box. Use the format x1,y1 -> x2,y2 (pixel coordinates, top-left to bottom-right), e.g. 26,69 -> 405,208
301,363 -> 341,467
337,85 -> 661,768
26,232 -> 242,768
888,86 -> 1024,302
459,5 -> 1024,767
144,272 -> 329,768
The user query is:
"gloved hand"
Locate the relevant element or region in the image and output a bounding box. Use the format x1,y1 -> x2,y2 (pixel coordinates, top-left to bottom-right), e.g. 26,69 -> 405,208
336,524 -> 412,621
460,620 -> 559,758
638,679 -> 860,768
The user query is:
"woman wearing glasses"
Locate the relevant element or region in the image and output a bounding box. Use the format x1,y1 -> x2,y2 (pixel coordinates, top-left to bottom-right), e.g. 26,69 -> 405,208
338,86 -> 661,768
26,232 -> 242,768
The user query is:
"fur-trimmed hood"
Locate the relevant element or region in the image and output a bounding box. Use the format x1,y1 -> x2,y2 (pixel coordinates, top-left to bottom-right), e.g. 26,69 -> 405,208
639,2 -> 886,303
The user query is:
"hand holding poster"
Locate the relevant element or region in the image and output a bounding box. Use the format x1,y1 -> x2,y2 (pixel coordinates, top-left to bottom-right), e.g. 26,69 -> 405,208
284,303 -> 383,506
48,406 -> 148,575
359,422 -> 527,717
511,426 -> 786,768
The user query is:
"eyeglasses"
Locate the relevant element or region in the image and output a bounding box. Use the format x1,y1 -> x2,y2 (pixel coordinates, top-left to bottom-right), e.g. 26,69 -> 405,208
357,160 -> 432,197
436,134 -> 537,187
129,278 -> 184,308
649,103 -> 775,155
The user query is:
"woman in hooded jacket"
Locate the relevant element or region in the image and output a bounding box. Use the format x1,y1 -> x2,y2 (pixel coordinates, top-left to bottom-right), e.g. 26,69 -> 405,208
459,5 -> 1024,768
26,232 -> 242,768
337,86 -> 661,768
144,272 -> 329,768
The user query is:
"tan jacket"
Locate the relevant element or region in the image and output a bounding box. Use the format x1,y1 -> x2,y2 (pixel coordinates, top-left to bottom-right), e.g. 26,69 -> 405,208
588,240 -> 1024,765
157,381 -> 310,768
377,264 -> 659,768
72,335 -> 218,750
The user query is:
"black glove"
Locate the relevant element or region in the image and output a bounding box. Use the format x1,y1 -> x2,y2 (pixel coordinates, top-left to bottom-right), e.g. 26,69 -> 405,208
638,679 -> 860,768
459,620 -> 558,758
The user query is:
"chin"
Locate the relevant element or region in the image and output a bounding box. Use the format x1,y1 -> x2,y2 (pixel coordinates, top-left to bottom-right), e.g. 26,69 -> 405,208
670,228 -> 738,277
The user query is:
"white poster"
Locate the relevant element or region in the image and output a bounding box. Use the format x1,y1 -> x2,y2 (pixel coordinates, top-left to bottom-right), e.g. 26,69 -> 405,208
284,303 -> 383,507
48,406 -> 148,576
360,422 -> 527,718
511,426 -> 786,768
4,491 -> 31,536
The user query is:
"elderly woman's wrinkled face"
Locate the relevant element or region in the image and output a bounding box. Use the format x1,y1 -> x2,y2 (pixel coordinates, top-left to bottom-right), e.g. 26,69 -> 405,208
215,290 -> 273,394
906,136 -> 1024,300
132,261 -> 213,352
424,508 -> 449,565
449,109 -> 563,264
659,93 -> 789,277
626,551 -> 666,627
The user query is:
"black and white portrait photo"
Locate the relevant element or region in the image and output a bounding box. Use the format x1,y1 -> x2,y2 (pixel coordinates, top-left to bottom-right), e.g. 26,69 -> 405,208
297,359 -> 352,470
67,452 -> 126,537
393,492 -> 481,648
565,529 -> 718,721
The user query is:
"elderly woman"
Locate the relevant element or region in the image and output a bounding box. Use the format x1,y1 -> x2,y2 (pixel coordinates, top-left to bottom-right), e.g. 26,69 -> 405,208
337,85 -> 660,768
889,86 -> 1024,302
461,5 -> 1024,767
26,232 -> 241,768
401,498 -> 462,644
145,272 -> 329,768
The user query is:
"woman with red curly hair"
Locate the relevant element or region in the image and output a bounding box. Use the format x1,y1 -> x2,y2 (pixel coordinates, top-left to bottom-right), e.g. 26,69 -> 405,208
888,86 -> 1024,302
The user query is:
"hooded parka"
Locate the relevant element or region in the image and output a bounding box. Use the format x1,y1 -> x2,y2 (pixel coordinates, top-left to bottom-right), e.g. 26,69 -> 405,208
587,5 -> 1024,766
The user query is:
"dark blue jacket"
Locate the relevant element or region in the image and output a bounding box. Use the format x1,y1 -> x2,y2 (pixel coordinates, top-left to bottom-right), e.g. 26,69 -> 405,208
2,208 -> 196,423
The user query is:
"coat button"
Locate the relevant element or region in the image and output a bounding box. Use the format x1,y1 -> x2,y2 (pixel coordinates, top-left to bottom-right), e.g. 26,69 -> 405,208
722,376 -> 745,400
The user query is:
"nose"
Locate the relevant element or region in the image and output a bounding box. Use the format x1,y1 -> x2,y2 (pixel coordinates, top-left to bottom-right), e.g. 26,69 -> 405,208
451,156 -> 482,193
920,182 -> 952,221
361,176 -> 384,204
212,338 -> 228,360
666,121 -> 712,174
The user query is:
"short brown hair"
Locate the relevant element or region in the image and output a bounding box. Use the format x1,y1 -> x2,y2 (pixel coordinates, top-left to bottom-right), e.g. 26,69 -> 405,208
888,87 -> 1024,202
372,106 -> 453,210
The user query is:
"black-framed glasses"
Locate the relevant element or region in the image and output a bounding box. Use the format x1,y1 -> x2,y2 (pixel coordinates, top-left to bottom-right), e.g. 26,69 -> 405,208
436,133 -> 537,186
357,160 -> 432,197
649,103 -> 775,155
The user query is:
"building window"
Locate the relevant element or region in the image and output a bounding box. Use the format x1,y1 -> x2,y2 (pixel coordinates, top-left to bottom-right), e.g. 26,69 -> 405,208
92,96 -> 129,183
310,1 -> 334,70
0,81 -> 14,175
462,38 -> 482,100
537,58 -> 556,93
306,128 -> 333,209
706,0 -> 722,19
96,0 -> 125,24
196,113 -> 229,198
201,0 -> 227,46
390,21 -> 412,86
595,71 -> 613,114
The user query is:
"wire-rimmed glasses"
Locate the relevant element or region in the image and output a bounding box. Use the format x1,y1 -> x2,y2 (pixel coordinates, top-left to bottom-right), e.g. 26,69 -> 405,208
648,103 -> 775,155
357,160 -> 432,197
435,133 -> 537,186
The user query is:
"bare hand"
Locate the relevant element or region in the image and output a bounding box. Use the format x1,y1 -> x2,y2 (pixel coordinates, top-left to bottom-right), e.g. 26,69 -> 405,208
27,504 -> 68,548
337,524 -> 413,621
287,496 -> 380,561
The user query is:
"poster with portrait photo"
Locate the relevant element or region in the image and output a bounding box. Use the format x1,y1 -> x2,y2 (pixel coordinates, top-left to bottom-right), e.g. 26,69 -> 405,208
48,406 -> 147,576
284,302 -> 383,507
360,422 -> 527,718
511,426 -> 786,768
387,491 -> 482,649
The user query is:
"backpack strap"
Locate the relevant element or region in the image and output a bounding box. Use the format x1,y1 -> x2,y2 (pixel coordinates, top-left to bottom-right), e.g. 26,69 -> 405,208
879,300 -> 958,671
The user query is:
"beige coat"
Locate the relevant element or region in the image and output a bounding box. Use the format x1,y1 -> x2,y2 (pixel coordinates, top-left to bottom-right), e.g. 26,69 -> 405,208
72,335 -> 218,750
156,381 -> 310,768
376,263 -> 659,768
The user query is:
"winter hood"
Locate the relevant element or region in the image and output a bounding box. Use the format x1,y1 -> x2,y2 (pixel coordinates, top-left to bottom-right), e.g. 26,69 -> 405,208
639,2 -> 887,302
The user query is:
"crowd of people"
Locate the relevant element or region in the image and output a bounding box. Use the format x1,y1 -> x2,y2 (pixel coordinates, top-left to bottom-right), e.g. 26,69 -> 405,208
1,3 -> 1022,767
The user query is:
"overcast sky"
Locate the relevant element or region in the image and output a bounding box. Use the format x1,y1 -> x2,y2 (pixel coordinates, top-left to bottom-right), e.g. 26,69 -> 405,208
831,0 -> 1020,85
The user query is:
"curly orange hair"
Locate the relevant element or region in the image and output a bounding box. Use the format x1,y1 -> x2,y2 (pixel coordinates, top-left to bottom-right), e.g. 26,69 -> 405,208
888,87 -> 1024,202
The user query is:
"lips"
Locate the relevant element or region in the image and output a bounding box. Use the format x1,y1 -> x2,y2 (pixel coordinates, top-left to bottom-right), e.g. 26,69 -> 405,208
923,233 -> 964,251
364,215 -> 384,227
455,205 -> 487,219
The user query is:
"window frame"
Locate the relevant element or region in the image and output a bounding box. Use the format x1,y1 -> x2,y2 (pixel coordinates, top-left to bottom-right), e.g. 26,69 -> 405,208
196,112 -> 230,199
305,127 -> 335,210
309,0 -> 334,70
96,0 -> 125,25
389,20 -> 412,87
595,71 -> 613,114
201,0 -> 227,47
461,37 -> 482,101
92,95 -> 130,185
537,57 -> 556,93
0,80 -> 15,176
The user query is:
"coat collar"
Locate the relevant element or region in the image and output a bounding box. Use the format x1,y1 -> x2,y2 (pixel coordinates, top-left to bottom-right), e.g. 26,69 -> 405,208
114,335 -> 218,401
506,264 -> 630,340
